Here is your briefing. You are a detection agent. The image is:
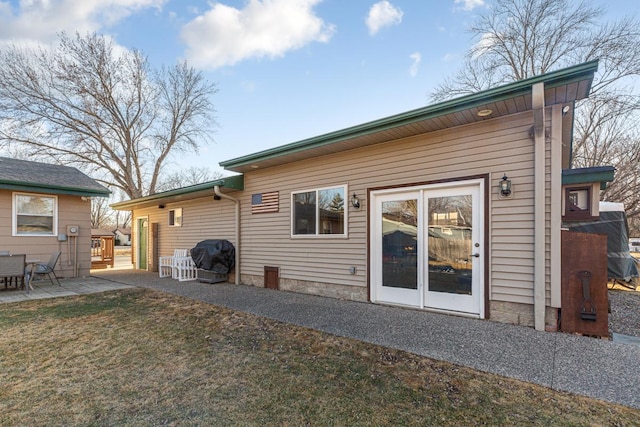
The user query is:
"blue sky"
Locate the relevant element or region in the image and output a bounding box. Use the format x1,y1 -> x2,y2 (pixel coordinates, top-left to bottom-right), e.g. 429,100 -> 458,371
0,0 -> 637,176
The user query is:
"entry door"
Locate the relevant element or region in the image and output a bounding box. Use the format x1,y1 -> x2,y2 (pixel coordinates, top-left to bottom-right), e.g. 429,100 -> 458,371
422,185 -> 481,314
372,191 -> 421,307
137,218 -> 148,270
371,181 -> 483,316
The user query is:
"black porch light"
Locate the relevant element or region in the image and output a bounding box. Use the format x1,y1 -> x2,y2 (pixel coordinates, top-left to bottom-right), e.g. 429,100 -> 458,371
500,174 -> 512,197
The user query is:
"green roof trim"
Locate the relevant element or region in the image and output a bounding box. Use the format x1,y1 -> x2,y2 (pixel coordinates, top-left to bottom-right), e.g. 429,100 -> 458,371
110,174 -> 244,210
219,174 -> 245,190
0,180 -> 110,197
220,61 -> 599,170
562,166 -> 615,189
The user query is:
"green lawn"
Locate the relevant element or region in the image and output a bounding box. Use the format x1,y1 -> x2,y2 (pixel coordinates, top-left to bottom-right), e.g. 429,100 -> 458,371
1,288 -> 638,426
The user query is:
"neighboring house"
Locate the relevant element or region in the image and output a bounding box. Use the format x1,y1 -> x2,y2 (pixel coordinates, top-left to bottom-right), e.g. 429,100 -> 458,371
113,61 -> 611,331
0,157 -> 110,278
114,228 -> 132,246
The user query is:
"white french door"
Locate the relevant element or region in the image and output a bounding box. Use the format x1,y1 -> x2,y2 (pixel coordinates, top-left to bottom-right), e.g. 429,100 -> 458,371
371,180 -> 484,316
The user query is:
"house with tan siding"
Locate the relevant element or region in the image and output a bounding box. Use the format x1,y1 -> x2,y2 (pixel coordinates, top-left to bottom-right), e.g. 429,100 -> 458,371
0,157 -> 110,278
113,61 -> 613,331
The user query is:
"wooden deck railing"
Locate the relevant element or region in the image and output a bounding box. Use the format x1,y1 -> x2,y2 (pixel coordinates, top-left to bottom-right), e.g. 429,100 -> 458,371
91,235 -> 115,269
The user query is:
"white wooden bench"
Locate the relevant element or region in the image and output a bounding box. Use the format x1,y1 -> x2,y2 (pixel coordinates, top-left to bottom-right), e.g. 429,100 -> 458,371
158,249 -> 197,281
159,249 -> 187,278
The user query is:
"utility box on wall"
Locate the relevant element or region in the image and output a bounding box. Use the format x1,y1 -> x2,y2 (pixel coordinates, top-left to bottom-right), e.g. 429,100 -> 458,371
561,231 -> 609,337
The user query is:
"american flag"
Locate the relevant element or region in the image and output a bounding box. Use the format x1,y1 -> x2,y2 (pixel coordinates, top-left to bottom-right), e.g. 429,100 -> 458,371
251,191 -> 279,214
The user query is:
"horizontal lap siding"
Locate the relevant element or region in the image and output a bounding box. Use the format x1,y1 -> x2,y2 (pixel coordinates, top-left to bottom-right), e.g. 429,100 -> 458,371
133,199 -> 237,262
239,183 -> 365,287
0,192 -> 92,278
242,112 -> 539,302
159,198 -> 236,253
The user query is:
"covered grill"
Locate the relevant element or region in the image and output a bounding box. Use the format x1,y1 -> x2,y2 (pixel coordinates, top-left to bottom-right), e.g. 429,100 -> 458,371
190,240 -> 235,283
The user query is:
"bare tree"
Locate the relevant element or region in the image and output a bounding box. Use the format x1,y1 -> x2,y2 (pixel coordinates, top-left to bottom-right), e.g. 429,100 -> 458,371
430,0 -> 640,229
0,32 -> 217,199
430,0 -> 640,99
155,166 -> 224,192
113,202 -> 132,230
90,197 -> 112,229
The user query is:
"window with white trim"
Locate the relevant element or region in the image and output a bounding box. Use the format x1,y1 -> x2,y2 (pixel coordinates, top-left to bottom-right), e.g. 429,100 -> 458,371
169,208 -> 182,227
292,186 -> 346,236
13,193 -> 57,236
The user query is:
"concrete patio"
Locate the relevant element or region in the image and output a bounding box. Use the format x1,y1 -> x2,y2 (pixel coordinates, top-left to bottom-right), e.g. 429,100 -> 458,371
0,276 -> 133,303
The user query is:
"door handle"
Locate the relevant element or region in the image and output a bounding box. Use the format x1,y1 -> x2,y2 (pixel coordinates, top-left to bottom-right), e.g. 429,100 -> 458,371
469,253 -> 480,258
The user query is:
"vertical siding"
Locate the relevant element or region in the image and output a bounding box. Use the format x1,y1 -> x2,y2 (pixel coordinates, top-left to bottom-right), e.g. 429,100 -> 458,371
0,191 -> 93,278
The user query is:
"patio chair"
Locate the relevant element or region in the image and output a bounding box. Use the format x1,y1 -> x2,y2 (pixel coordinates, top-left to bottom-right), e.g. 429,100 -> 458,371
159,249 -> 188,278
30,251 -> 61,286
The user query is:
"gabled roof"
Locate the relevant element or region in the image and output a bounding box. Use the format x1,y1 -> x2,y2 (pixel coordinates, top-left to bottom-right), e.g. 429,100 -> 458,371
110,174 -> 244,210
0,157 -> 110,197
220,61 -> 598,173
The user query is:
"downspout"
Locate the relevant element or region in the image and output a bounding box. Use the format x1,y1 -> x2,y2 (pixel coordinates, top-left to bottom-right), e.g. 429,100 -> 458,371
550,105 -> 563,310
532,82 -> 546,331
214,185 -> 240,285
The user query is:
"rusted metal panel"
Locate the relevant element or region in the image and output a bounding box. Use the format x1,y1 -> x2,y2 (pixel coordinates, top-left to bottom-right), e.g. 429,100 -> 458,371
561,230 -> 609,337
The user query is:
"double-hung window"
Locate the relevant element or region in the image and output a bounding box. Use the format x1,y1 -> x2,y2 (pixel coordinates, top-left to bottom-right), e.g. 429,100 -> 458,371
13,193 -> 57,236
292,186 -> 346,237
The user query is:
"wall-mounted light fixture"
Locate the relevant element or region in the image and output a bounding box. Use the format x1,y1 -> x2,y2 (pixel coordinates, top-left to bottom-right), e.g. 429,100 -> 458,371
158,204 -> 165,209
499,174 -> 512,197
351,193 -> 360,209
562,105 -> 571,116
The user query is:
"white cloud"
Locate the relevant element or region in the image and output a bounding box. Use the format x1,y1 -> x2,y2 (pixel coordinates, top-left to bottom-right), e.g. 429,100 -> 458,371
472,32 -> 495,58
365,1 -> 403,36
442,52 -> 459,62
180,0 -> 336,70
0,0 -> 165,44
454,0 -> 485,11
409,52 -> 421,77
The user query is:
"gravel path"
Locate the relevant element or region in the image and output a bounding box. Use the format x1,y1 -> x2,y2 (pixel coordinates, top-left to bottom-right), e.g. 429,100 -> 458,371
609,289 -> 640,337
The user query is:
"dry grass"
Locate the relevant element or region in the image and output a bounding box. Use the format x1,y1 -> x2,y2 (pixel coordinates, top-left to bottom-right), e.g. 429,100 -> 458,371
1,288 -> 639,426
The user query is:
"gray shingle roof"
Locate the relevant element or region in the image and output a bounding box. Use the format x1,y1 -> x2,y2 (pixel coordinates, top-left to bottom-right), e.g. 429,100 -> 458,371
0,157 -> 110,197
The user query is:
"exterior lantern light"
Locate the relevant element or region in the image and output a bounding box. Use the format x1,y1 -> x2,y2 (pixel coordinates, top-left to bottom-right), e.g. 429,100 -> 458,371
500,174 -> 512,197
351,193 -> 360,209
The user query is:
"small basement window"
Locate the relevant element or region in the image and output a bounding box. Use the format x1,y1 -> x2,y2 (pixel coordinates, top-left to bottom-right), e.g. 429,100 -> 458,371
169,208 -> 182,227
